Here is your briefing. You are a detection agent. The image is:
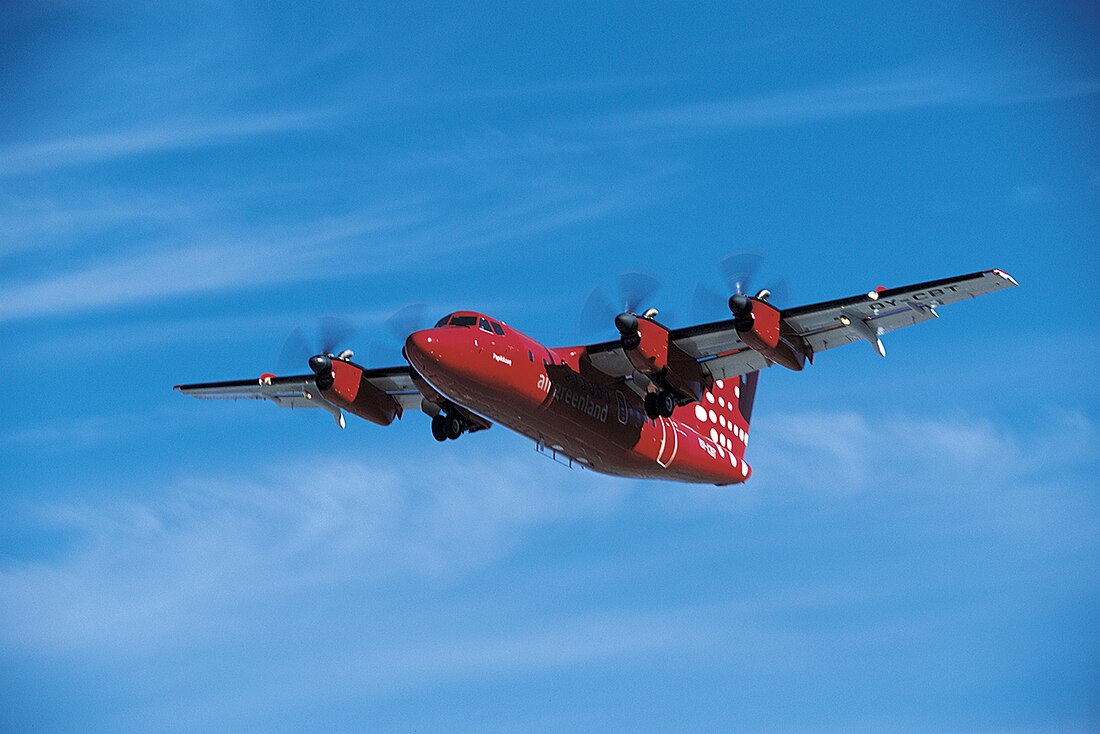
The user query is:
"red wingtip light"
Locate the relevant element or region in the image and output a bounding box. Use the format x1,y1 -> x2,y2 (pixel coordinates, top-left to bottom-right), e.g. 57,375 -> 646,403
259,373 -> 276,385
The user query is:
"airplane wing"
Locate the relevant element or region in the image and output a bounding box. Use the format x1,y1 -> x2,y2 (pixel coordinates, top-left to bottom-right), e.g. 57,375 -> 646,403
174,365 -> 423,427
586,268 -> 1018,384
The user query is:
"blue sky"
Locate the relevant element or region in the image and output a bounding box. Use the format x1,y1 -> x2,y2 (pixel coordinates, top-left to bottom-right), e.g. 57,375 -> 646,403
2,2 -> 1098,731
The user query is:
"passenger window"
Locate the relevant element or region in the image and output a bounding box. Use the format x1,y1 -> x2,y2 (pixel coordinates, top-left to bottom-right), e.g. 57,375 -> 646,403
491,321 -> 505,336
479,318 -> 493,333
528,350 -> 534,362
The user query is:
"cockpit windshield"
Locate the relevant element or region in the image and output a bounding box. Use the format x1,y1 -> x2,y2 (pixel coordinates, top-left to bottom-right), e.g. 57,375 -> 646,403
436,313 -> 479,328
434,313 -> 506,332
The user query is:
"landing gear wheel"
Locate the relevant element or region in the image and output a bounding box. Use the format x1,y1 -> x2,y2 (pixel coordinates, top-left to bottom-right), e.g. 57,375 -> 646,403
443,415 -> 464,440
431,414 -> 449,442
658,391 -> 676,417
644,392 -> 660,420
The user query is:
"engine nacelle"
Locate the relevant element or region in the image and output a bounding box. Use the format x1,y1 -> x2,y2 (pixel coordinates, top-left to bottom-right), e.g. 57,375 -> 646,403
729,296 -> 812,371
314,357 -> 401,426
616,313 -> 706,402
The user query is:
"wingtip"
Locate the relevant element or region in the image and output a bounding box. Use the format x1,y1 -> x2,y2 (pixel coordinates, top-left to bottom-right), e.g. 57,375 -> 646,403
991,268 -> 1019,286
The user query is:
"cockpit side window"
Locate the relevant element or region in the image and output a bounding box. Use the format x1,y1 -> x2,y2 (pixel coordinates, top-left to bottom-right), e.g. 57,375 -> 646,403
479,318 -> 493,333
491,321 -> 505,336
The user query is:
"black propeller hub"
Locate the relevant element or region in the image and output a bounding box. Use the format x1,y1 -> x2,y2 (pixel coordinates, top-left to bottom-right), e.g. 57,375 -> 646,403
729,294 -> 755,332
614,312 -> 638,336
615,312 -> 640,350
308,354 -> 332,376
309,354 -> 334,389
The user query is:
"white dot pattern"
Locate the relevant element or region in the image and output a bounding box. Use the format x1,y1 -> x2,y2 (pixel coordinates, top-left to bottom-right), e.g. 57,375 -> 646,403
690,384 -> 753,472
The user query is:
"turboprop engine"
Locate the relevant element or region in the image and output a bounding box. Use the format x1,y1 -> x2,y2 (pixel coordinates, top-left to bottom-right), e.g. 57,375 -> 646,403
308,353 -> 402,426
728,292 -> 813,371
614,311 -> 708,417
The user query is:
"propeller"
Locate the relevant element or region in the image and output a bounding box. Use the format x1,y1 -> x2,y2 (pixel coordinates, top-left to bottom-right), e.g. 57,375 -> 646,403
690,251 -> 791,322
385,302 -> 429,342
719,252 -> 763,299
578,270 -> 661,336
278,316 -> 357,374
363,302 -> 431,364
618,271 -> 660,314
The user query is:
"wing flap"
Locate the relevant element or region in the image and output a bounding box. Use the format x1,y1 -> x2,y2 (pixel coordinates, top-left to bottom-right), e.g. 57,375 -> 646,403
697,348 -> 770,381
359,366 -> 424,413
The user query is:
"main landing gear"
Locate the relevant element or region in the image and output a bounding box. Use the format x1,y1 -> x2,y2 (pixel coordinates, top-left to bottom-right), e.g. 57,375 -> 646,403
431,412 -> 468,441
644,390 -> 677,419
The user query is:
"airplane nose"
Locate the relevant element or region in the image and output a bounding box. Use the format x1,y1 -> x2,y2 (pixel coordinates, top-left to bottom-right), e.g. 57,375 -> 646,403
404,330 -> 439,369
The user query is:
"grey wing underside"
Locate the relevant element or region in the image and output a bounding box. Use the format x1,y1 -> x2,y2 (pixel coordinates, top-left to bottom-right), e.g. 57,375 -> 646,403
174,366 -> 424,425
585,269 -> 1018,384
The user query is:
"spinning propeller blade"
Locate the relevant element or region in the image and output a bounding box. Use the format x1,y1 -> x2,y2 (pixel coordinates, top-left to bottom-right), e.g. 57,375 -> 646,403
385,302 -> 429,341
619,271 -> 660,313
719,252 -> 763,297
578,271 -> 662,336
278,317 -> 357,371
692,252 -> 791,320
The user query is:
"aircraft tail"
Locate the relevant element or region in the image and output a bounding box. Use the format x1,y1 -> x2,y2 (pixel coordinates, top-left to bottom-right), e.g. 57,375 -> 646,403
684,371 -> 759,462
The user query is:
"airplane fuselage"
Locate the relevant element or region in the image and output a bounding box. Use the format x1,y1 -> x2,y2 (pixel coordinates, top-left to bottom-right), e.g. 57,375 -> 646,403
404,315 -> 752,485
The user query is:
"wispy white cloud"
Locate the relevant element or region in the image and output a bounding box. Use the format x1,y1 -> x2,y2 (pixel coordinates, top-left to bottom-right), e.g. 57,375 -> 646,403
1,408 -> 1097,731
591,66 -> 1100,136
0,207 -> 411,322
4,409 -> 1095,658
0,195 -> 200,258
0,143 -> 656,323
752,409 -> 1097,497
0,409 -> 178,450
0,110 -> 333,175
0,244 -> 319,321
0,456 -> 629,657
648,408 -> 1100,536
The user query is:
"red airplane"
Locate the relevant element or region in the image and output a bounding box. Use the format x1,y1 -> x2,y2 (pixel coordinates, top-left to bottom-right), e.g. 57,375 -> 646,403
176,268 -> 1017,485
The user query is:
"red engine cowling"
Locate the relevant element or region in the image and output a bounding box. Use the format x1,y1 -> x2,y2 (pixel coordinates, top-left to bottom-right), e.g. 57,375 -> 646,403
617,315 -> 706,401
735,298 -> 812,372
319,358 -> 401,426
624,317 -> 670,375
